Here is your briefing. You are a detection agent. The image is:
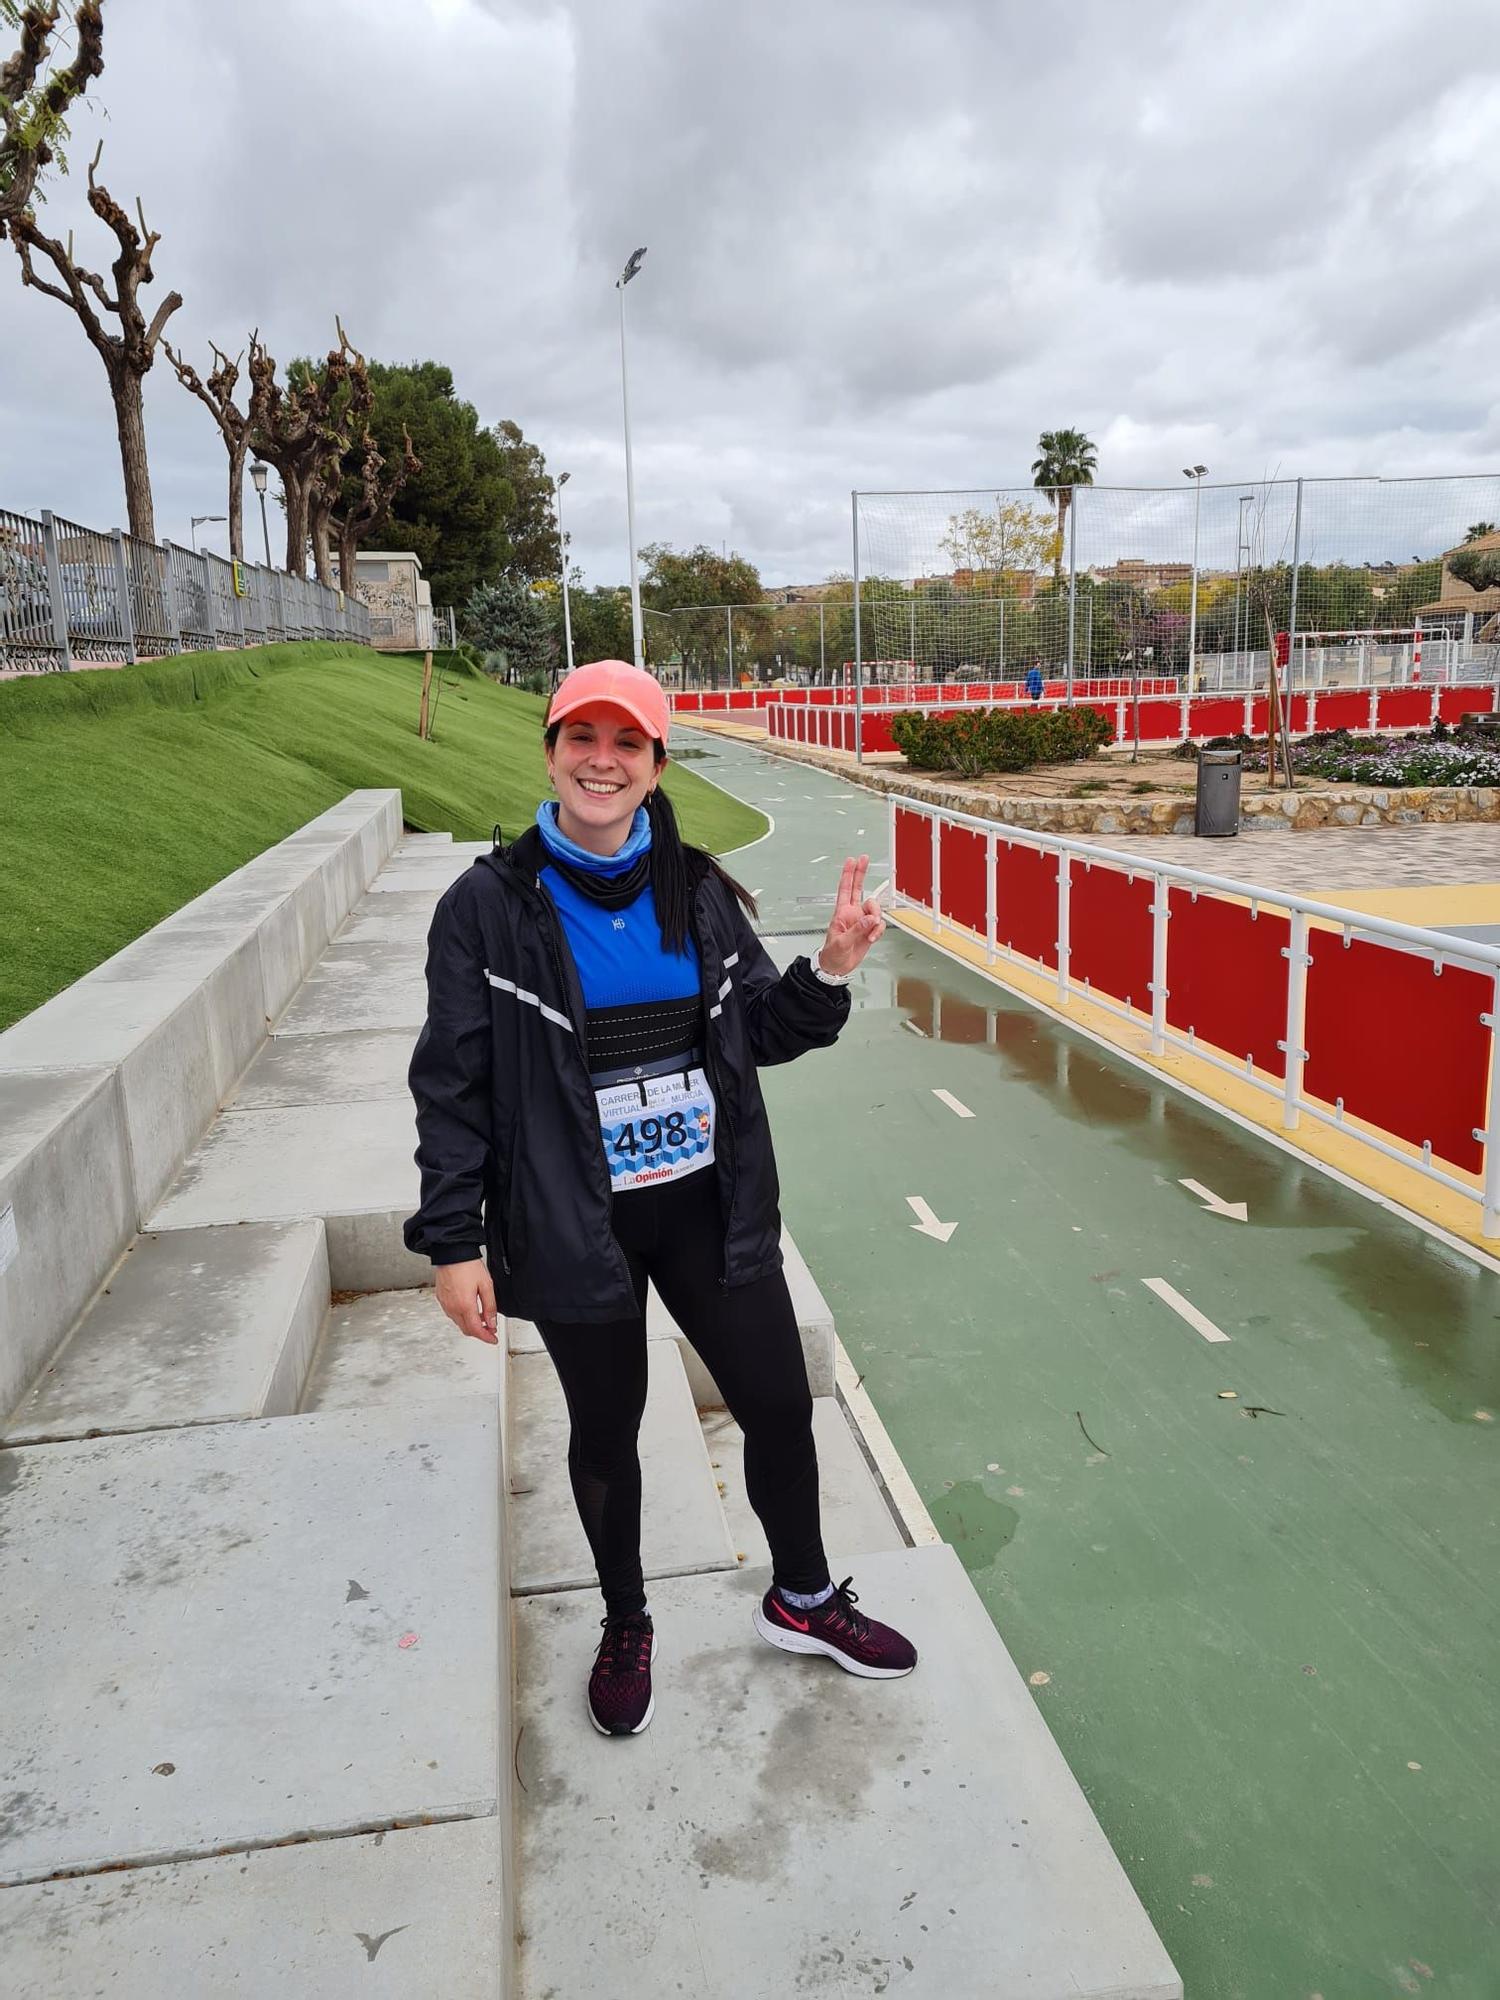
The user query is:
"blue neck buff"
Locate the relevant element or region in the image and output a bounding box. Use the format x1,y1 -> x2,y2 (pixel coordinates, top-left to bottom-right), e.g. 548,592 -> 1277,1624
536,798 -> 652,878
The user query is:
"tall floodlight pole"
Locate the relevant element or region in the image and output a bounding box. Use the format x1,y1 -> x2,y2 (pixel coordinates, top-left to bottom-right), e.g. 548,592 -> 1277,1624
556,471 -> 575,677
1234,493 -> 1254,680
616,247 -> 648,669
852,490 -> 864,766
819,600 -> 825,683
1183,464 -> 1208,690
726,603 -> 734,688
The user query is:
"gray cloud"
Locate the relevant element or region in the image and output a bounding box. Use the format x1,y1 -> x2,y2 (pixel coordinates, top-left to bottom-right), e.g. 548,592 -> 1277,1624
2,0 -> 1498,595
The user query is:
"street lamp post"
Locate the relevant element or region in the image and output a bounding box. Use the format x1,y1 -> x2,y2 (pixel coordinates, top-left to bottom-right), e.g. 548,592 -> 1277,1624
556,470 -> 575,678
1183,465 -> 1208,689
1234,493 -> 1254,683
191,513 -> 226,554
616,246 -> 648,671
250,463 -> 272,569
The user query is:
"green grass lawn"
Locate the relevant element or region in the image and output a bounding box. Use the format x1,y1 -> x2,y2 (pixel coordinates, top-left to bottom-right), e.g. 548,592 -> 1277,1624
0,642 -> 765,1030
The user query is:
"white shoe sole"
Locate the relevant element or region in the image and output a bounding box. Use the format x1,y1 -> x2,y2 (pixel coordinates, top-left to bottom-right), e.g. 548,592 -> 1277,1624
587,1630 -> 658,1736
752,1604 -> 916,1679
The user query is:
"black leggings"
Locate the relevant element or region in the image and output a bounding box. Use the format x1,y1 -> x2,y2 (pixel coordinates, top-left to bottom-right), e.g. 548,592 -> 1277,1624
535,1168 -> 830,1619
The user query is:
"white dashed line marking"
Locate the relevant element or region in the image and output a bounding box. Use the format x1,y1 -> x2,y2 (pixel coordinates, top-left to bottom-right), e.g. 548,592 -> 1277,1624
932,1089 -> 975,1119
1143,1279 -> 1230,1344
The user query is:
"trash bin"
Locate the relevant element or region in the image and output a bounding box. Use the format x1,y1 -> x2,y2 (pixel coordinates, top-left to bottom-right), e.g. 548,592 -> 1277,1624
1195,748 -> 1242,837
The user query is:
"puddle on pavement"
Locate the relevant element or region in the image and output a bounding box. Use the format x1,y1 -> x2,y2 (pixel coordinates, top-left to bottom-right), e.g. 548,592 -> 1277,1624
928,1478 -> 1018,1569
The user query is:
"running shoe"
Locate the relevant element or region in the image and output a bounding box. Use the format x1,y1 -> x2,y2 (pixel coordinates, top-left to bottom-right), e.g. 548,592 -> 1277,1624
587,1611 -> 657,1736
753,1577 -> 917,1679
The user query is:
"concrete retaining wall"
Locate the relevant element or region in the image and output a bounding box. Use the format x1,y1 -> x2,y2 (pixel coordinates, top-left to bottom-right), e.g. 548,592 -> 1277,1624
0,790 -> 401,1419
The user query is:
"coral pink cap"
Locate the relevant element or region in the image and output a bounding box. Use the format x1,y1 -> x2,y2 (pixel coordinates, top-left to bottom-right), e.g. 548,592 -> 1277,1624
546,660 -> 671,746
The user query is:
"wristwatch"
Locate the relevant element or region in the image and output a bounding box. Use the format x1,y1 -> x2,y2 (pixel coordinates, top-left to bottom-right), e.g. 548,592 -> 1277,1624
811,952 -> 852,987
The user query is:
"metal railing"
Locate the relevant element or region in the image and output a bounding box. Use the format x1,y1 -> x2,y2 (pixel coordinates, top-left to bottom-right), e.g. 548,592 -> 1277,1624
1,501 -> 371,677
888,791 -> 1500,1236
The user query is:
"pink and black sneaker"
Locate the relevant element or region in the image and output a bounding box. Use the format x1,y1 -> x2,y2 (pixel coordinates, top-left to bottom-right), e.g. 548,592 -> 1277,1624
587,1611 -> 657,1736
754,1577 -> 917,1679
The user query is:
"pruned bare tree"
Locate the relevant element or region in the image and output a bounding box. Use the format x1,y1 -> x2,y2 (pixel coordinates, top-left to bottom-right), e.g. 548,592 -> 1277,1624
332,422 -> 420,596
0,0 -> 104,227
246,321 -> 359,578
163,335 -> 253,558
306,330 -> 373,587
7,139 -> 181,541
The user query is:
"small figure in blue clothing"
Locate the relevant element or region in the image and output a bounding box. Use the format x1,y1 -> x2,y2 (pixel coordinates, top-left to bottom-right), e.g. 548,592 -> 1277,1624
1024,661 -> 1044,703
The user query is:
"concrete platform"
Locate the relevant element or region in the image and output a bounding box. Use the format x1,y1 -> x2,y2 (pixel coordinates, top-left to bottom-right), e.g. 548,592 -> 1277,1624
147,1098 -> 425,1291
514,1545 -> 1180,2000
0,1397 -> 501,1886
2,1219 -> 328,1445
702,1396 -> 908,1569
302,1286 -> 502,1412
229,1028 -> 415,1109
509,1342 -> 737,1595
0,1816 -> 506,2000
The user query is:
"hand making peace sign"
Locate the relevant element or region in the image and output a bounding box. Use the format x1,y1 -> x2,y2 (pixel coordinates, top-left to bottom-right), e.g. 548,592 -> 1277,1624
816,854 -> 886,978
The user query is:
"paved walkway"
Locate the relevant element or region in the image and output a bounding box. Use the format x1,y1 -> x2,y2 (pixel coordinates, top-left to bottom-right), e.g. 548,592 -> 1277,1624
688,726 -> 1500,2000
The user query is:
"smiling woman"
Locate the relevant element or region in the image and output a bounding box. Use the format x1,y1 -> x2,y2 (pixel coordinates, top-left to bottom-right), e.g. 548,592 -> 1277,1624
404,657 -> 912,1738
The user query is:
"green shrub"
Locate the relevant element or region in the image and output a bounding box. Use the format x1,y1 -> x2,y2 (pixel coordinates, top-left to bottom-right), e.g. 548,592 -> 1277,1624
889,703 -> 1112,777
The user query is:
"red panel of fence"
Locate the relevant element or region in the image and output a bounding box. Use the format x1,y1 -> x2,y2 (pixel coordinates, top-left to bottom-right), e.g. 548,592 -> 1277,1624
1437,685 -> 1497,724
1165,891 -> 1290,1078
1303,933 -> 1490,1174
1189,697 -> 1248,738
1310,690 -> 1371,732
994,837 -> 1060,969
939,821 -> 988,933
894,806 -> 934,906
1374,688 -> 1435,732
1067,863 -> 1155,1011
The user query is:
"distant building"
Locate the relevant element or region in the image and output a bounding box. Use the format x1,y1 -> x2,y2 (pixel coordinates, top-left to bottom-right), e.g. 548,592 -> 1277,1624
1416,529 -> 1500,636
349,551 -> 435,651
1094,558 -> 1195,591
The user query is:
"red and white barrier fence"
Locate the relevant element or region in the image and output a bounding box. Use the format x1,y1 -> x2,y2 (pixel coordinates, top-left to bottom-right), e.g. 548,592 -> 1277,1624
764,683 -> 1499,756
667,677 -> 1178,717
888,794 -> 1500,1235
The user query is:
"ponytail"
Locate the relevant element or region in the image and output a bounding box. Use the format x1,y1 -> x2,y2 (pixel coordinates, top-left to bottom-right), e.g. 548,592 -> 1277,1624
647,782 -> 759,954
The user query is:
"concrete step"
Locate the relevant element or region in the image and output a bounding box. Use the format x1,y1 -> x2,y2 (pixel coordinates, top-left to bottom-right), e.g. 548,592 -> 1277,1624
273,937 -> 428,1037
1,1219 -> 328,1446
396,831 -> 455,847
147,1097 -> 426,1292
335,889 -> 446,947
0,1818 -> 506,1999
509,1341 -> 737,1596
505,1227 -> 836,1399
514,1544 -> 1180,1999
0,1396 -> 505,1888
228,1027 -> 414,1111
702,1396 -> 909,1569
301,1286 -> 502,1413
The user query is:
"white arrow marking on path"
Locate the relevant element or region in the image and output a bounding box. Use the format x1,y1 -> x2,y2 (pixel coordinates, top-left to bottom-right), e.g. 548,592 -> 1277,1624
907,1196 -> 958,1243
1143,1278 -> 1230,1343
933,1089 -> 975,1119
1179,1179 -> 1249,1222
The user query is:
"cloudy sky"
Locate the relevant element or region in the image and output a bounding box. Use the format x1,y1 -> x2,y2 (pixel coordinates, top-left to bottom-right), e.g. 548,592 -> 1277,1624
3,0 -> 1499,589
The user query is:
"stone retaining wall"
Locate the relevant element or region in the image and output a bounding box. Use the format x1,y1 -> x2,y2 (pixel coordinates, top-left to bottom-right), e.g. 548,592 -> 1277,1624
751,736 -> 1500,836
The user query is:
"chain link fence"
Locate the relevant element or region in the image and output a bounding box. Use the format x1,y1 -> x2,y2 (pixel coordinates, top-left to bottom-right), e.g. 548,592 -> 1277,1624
1,502 -> 372,677
851,474 -> 1500,696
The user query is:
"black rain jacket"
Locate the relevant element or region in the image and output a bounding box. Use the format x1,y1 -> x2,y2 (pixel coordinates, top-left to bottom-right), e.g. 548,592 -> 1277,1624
402,825 -> 851,1322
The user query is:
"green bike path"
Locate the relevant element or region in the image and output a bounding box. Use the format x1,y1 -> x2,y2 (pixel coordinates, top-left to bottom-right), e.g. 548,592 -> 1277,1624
689,727 -> 1500,2000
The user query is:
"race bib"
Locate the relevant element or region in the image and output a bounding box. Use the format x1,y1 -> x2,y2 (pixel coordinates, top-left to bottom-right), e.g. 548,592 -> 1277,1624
594,1066 -> 716,1192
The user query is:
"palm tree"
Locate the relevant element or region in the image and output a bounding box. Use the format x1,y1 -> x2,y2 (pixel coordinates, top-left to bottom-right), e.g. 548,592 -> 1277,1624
1032,428 -> 1098,580
1464,521 -> 1497,543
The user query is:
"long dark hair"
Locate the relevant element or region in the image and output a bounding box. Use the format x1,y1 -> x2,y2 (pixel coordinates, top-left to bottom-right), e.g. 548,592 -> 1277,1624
543,725 -> 758,953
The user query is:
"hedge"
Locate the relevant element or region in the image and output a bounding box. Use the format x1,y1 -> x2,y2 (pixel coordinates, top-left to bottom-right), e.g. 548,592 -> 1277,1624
889,704 -> 1113,777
